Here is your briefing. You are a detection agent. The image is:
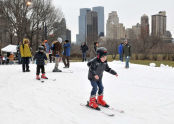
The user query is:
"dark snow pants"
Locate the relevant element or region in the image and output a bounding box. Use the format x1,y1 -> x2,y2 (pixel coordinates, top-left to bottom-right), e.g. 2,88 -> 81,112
62,56 -> 70,67
22,57 -> 30,71
36,65 -> 45,75
82,52 -> 87,61
119,54 -> 123,62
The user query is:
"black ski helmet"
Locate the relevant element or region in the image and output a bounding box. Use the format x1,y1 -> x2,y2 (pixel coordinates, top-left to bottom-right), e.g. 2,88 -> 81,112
96,47 -> 108,59
38,46 -> 44,51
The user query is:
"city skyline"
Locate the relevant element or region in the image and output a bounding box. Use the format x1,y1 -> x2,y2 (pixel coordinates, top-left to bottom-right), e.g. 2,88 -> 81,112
76,6 -> 104,45
52,0 -> 174,42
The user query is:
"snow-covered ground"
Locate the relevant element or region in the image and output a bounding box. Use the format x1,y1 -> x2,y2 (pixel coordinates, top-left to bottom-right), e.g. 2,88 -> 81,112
0,61 -> 174,124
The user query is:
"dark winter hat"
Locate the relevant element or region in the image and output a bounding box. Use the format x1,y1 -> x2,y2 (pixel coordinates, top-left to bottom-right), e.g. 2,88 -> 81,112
96,47 -> 108,59
65,40 -> 69,43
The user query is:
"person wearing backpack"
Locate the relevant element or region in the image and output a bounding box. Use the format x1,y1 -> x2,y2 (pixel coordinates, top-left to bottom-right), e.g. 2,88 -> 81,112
51,37 -> 63,72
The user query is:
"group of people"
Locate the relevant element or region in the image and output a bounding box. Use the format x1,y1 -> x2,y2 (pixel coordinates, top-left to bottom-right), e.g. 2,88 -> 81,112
80,39 -> 131,68
1,37 -> 131,111
20,37 -> 117,110
19,37 -> 71,80
118,40 -> 131,68
0,53 -> 16,65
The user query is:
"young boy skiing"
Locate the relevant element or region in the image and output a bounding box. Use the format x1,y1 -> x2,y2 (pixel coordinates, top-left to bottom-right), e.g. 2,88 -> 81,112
87,47 -> 118,110
34,46 -> 48,80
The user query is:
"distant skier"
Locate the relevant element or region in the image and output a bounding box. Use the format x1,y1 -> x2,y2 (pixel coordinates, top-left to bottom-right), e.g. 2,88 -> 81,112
87,47 -> 118,110
34,46 -> 48,80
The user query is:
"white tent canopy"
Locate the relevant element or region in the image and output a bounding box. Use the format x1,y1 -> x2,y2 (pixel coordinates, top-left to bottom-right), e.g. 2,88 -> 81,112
1,44 -> 17,53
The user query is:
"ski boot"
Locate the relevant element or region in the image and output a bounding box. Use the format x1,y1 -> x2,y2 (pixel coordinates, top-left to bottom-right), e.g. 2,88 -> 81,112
88,97 -> 100,110
53,68 -> 62,72
26,69 -> 30,72
41,73 -> 48,79
97,95 -> 109,108
36,75 -> 40,80
63,66 -> 68,68
52,68 -> 57,72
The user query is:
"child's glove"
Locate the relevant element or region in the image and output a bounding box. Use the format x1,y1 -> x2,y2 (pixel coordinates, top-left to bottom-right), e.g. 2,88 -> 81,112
94,75 -> 99,80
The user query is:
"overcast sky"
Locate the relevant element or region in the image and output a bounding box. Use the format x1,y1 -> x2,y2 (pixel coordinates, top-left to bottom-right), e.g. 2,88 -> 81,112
52,0 -> 174,42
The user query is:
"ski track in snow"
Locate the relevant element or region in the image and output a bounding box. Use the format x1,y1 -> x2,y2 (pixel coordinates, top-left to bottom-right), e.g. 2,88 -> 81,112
0,61 -> 174,124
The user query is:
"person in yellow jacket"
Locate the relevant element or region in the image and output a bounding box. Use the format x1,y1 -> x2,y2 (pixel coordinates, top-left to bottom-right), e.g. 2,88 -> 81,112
20,38 -> 32,72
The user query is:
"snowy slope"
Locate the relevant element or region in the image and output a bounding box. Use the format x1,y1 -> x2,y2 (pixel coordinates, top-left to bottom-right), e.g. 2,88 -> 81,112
0,61 -> 174,124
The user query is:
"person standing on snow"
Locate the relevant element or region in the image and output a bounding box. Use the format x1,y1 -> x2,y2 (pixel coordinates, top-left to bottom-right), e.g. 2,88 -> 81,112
87,47 -> 118,110
43,40 -> 50,63
123,40 -> 131,68
118,43 -> 123,62
51,37 -> 63,72
8,53 -> 15,64
62,40 -> 71,68
49,49 -> 53,63
90,41 -> 99,59
20,38 -> 32,72
34,46 -> 48,80
80,42 -> 88,62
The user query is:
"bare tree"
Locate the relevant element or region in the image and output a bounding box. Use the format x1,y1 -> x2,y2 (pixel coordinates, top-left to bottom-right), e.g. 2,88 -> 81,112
130,36 -> 164,54
24,0 -> 64,51
52,17 -> 66,41
2,0 -> 30,43
101,38 -> 120,59
1,0 -> 64,51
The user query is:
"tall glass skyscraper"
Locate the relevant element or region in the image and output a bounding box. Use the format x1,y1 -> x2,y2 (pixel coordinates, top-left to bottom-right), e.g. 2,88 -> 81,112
76,8 -> 90,45
86,10 -> 98,44
92,6 -> 104,37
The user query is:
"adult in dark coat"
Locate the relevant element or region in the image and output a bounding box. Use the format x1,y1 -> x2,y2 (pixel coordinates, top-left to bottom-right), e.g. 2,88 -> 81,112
123,40 -> 131,68
62,40 -> 71,68
80,42 -> 88,62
